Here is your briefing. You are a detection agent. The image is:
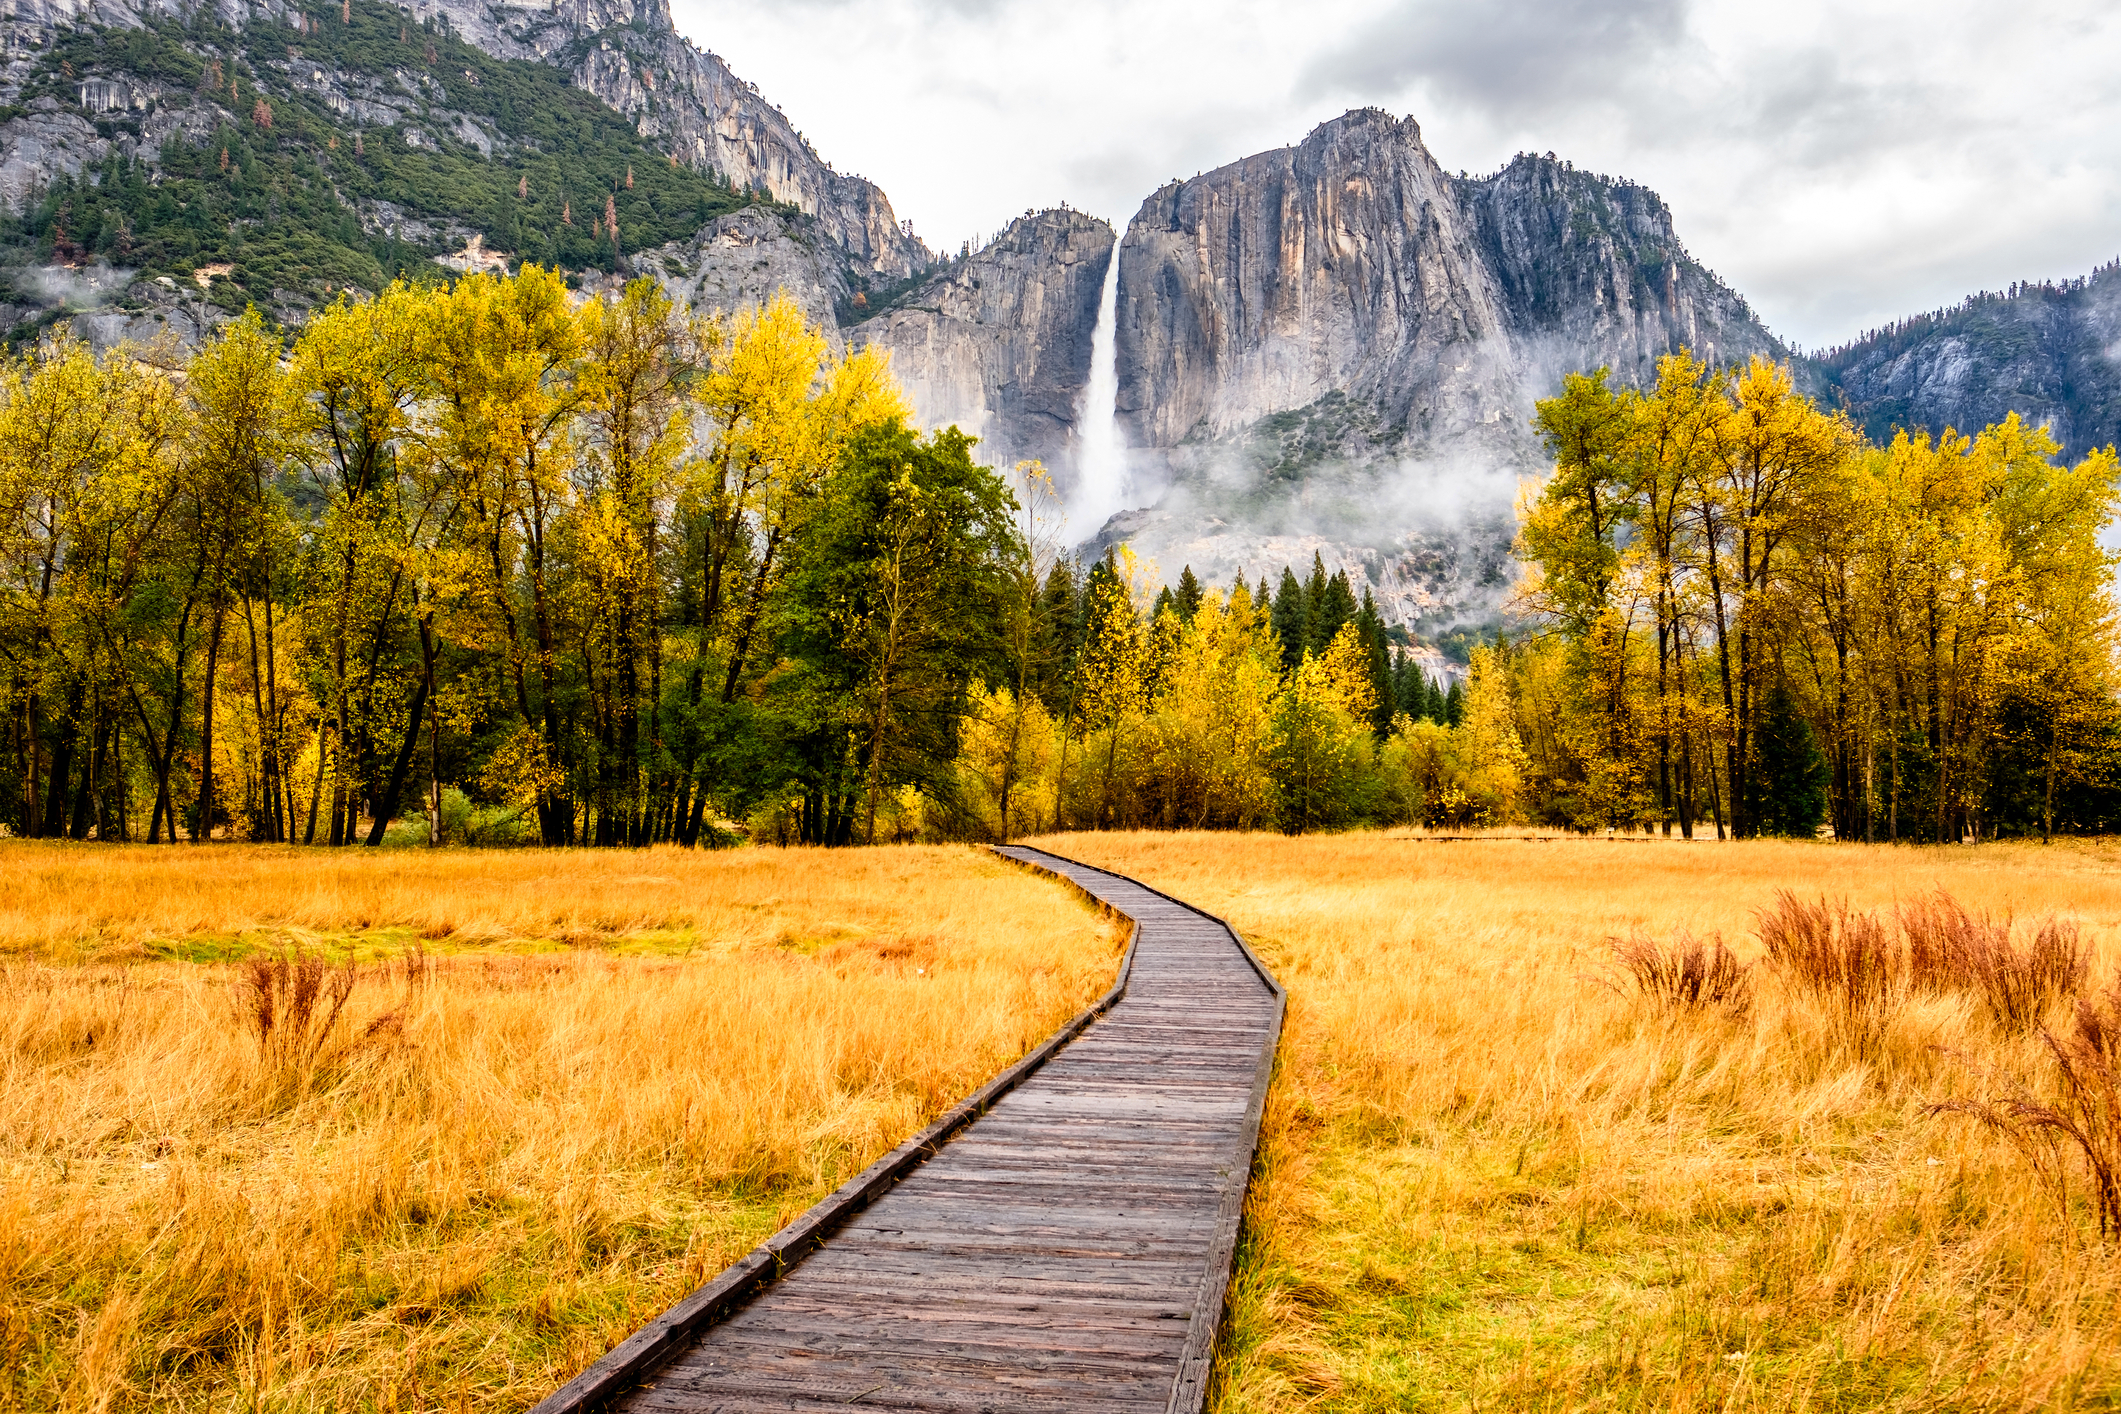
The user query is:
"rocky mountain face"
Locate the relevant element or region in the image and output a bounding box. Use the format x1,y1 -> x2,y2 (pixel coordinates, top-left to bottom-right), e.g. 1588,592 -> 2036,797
472,0 -> 930,283
0,0 -> 933,344
644,205 -> 854,352
1820,265 -> 2121,462
1094,109 -> 1789,640
848,209 -> 1113,481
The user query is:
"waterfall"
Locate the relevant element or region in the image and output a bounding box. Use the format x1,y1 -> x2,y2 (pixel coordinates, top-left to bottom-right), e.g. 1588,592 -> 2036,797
1068,241 -> 1127,538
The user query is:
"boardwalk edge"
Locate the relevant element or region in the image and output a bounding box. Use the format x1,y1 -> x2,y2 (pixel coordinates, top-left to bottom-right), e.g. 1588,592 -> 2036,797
524,856 -> 1142,1414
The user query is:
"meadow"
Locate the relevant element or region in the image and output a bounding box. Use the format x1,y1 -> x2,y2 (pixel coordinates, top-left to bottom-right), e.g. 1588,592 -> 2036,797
15,833 -> 2121,1414
1031,831 -> 2121,1413
0,844 -> 1123,1411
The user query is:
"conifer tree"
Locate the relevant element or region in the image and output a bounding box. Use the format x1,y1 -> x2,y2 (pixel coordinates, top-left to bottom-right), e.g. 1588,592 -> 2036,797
1174,564 -> 1204,622
1356,588 -> 1393,738
1313,566 -> 1357,654
1270,567 -> 1306,672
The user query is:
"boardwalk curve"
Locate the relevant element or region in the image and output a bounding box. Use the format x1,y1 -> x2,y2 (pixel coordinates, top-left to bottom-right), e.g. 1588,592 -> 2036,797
530,845 -> 1284,1414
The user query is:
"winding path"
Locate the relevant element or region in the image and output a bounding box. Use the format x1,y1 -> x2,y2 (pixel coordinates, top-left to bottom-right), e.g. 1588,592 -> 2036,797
530,845 -> 1284,1414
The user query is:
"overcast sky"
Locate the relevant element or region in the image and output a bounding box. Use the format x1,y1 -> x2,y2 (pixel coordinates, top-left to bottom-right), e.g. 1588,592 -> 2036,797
666,0 -> 2120,351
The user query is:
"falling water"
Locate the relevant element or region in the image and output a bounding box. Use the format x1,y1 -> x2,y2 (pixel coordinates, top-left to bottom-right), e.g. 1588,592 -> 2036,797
1068,241 -> 1127,538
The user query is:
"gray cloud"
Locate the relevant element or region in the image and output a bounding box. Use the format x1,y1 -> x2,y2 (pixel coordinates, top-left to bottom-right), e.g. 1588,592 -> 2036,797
1299,0 -> 1688,117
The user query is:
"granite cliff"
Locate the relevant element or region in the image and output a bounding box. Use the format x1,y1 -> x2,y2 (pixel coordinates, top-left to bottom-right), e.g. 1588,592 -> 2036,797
487,0 -> 931,282
0,0 -> 933,342
848,208 -> 1113,483
1091,109 -> 1789,638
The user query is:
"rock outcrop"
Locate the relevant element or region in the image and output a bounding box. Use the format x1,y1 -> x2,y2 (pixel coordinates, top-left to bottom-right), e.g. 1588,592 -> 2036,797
1115,113 -> 1518,460
1820,267 -> 2121,462
0,0 -> 932,290
643,206 -> 852,348
1115,110 -> 1787,471
849,209 -> 1113,483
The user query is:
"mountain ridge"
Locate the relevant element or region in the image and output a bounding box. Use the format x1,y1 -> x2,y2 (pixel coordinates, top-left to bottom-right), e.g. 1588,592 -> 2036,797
1818,264 -> 2121,462
1090,108 -> 1793,639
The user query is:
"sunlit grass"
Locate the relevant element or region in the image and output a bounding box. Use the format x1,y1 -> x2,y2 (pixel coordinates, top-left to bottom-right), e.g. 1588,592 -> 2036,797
0,842 -> 1122,1411
1032,831 -> 2121,1412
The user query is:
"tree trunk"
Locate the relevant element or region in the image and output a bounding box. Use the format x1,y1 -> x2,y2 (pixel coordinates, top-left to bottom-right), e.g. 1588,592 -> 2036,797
304,717 -> 327,844
365,616 -> 435,847
196,604 -> 226,842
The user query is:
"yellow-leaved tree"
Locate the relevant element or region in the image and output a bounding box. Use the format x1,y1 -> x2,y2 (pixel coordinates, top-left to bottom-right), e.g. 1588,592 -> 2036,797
403,266 -> 582,843
1143,583 -> 1282,829
1270,622 -> 1378,833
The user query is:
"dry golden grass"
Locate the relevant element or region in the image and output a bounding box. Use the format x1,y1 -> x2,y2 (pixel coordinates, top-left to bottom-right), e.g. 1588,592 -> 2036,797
0,842 -> 1121,962
1029,831 -> 2121,1413
0,843 -> 1122,1412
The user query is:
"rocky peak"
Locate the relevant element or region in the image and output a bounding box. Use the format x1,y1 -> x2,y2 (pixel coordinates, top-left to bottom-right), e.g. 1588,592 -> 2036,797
396,0 -> 930,280
0,0 -> 933,286
1088,109 -> 1795,638
1116,107 -> 1520,461
1461,152 -> 1789,383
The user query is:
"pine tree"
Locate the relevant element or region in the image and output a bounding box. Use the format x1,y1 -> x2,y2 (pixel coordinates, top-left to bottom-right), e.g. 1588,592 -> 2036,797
1314,568 -> 1357,654
1356,589 -> 1392,737
1174,565 -> 1204,622
1747,681 -> 1829,837
1390,652 -> 1422,720
1302,553 -> 1329,650
1035,558 -> 1081,714
1270,567 -> 1306,672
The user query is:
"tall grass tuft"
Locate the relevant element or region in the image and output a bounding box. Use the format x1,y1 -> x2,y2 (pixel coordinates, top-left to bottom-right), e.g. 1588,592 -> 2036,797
1757,890 -> 1898,1005
241,951 -> 355,1063
1607,930 -> 1751,1014
1757,888 -> 2090,1040
1900,891 -> 2090,1031
1935,982 -> 2121,1238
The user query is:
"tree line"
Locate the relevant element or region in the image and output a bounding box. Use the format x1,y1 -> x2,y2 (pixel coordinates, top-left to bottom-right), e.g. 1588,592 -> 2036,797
6,292 -> 2113,846
1513,353 -> 2120,839
928,354 -> 2121,842
0,269 -> 1480,846
1,279 -> 1009,845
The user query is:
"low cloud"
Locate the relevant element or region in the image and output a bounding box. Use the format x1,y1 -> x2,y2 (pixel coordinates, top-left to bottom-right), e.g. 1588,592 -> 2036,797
18,262 -> 130,309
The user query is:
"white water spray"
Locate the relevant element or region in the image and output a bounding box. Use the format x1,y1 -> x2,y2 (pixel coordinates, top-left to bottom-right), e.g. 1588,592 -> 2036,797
1068,241 -> 1128,539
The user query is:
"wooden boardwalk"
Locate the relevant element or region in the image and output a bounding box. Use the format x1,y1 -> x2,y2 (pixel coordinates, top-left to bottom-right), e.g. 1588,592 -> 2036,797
531,845 -> 1283,1414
